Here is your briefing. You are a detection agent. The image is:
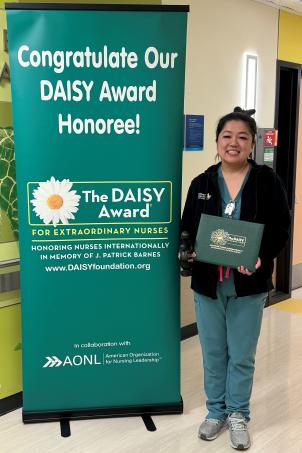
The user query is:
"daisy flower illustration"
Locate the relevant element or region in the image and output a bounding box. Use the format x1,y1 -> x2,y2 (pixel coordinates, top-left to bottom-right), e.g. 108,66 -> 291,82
31,177 -> 81,226
211,229 -> 229,246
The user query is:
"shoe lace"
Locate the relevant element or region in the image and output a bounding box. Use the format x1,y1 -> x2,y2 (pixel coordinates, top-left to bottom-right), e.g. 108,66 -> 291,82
229,416 -> 247,431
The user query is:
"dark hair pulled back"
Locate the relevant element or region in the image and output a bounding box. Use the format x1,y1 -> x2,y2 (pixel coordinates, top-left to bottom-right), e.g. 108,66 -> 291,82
215,106 -> 257,143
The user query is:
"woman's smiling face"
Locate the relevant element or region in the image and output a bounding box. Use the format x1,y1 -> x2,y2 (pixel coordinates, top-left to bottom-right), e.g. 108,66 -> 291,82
217,120 -> 254,166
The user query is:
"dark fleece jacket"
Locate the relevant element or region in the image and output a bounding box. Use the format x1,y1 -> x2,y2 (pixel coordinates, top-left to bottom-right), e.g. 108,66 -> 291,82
180,160 -> 291,299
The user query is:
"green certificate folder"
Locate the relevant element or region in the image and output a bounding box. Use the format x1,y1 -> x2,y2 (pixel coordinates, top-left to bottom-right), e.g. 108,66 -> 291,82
194,214 -> 264,271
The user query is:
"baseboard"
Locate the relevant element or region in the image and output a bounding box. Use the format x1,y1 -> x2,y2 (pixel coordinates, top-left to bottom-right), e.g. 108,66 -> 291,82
292,263 -> 302,290
0,392 -> 22,416
181,322 -> 197,340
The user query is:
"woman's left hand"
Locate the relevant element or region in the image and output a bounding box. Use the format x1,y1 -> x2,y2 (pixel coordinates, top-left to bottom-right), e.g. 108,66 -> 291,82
237,257 -> 261,276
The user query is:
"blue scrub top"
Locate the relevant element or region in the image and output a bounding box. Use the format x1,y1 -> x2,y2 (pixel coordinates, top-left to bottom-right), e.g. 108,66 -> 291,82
217,164 -> 251,220
217,164 -> 251,286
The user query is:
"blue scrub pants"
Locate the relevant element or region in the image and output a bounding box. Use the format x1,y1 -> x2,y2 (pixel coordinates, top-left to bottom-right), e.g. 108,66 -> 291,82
194,274 -> 267,421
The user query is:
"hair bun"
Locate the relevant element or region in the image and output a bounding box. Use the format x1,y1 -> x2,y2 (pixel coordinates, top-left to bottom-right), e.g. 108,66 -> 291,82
233,106 -> 256,117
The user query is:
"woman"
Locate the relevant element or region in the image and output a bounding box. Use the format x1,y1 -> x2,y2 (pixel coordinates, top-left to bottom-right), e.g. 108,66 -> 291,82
180,107 -> 290,450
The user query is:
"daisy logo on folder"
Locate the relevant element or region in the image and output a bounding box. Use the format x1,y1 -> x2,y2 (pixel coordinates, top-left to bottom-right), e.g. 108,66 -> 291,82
210,229 -> 229,246
210,229 -> 246,248
195,214 -> 264,270
30,176 -> 81,226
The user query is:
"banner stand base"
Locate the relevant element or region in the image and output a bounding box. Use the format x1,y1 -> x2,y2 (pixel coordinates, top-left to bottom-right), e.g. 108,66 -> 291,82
142,414 -> 157,432
23,399 -> 183,424
59,414 -> 156,437
60,419 -> 71,437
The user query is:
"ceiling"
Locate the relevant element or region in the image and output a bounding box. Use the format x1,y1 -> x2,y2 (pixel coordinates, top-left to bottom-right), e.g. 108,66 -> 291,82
252,0 -> 302,15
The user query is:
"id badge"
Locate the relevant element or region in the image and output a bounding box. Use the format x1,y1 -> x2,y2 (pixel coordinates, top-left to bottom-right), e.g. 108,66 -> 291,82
225,201 -> 235,216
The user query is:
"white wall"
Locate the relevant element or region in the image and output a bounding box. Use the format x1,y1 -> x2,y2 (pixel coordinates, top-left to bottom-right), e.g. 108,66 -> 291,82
163,0 -> 279,326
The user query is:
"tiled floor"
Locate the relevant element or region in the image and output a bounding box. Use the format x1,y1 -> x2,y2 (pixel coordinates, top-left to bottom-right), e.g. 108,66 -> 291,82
1,291 -> 302,453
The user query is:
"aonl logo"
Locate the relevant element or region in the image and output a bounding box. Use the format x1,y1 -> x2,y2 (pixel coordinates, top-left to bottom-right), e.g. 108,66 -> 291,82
43,354 -> 102,368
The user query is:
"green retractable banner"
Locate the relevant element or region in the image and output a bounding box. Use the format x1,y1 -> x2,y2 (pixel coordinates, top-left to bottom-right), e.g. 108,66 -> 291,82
6,4 -> 188,422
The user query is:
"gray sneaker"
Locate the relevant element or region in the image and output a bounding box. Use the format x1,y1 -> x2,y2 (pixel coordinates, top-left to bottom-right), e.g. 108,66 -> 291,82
198,418 -> 226,441
227,412 -> 251,450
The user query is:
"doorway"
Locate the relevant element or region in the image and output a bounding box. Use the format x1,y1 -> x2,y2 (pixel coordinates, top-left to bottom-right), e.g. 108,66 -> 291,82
272,60 -> 301,303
